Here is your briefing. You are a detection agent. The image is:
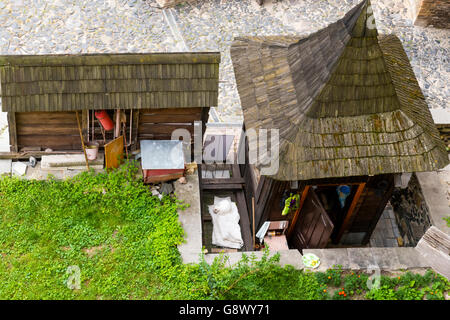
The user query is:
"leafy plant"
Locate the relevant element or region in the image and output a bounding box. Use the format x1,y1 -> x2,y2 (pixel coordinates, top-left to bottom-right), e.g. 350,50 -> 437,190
0,162 -> 448,300
315,264 -> 343,287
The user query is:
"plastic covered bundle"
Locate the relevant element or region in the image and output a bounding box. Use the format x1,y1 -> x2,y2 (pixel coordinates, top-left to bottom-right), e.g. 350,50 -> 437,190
208,197 -> 243,249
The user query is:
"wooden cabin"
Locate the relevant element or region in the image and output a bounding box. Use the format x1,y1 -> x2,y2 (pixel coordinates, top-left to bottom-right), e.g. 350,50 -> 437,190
0,53 -> 220,160
230,0 -> 448,251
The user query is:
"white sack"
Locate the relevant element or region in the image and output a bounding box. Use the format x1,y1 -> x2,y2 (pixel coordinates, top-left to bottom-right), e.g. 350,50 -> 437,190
208,196 -> 243,249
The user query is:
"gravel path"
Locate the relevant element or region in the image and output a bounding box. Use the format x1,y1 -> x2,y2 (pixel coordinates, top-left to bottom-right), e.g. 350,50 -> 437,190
0,0 -> 448,126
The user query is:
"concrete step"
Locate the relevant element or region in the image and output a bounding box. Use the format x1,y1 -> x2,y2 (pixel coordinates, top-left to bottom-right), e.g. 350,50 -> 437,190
41,153 -> 104,168
303,247 -> 430,272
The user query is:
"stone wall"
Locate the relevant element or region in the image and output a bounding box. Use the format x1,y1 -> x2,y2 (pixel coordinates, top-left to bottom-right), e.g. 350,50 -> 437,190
390,173 -> 432,247
156,0 -> 196,8
413,0 -> 450,29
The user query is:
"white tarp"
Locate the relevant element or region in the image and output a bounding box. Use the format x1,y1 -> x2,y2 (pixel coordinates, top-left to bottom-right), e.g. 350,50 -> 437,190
208,196 -> 243,249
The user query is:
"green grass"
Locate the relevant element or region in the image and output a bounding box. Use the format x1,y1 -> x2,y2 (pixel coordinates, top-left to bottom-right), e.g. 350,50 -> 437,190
0,161 -> 448,300
0,161 -> 186,299
444,216 -> 450,228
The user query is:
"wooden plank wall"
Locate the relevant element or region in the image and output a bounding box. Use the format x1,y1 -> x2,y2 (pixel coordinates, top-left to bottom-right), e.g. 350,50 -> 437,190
138,107 -> 207,160
15,111 -> 81,151
138,107 -> 202,140
13,107 -> 207,152
240,133 -> 292,233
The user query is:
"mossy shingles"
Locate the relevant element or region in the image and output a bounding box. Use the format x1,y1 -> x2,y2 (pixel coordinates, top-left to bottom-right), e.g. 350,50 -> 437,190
0,53 -> 220,112
231,0 -> 448,181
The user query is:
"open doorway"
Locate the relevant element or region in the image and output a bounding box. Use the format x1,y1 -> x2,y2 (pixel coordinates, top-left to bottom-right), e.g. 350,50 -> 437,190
287,182 -> 365,250
282,175 -> 397,252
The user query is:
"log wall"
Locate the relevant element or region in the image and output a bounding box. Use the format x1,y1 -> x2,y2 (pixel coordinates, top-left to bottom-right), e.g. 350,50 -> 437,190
138,107 -> 208,160
13,107 -> 209,152
15,111 -> 81,151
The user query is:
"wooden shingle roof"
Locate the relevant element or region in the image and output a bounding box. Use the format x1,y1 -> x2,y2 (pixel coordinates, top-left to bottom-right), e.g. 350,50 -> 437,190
0,52 -> 220,112
231,0 -> 448,181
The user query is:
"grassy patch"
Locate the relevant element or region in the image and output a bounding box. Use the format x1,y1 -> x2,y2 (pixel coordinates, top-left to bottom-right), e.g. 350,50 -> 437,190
0,161 -> 185,299
0,162 -> 448,300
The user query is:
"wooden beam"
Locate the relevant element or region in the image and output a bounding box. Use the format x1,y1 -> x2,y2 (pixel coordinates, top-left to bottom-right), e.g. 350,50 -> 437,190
201,183 -> 243,190
287,185 -> 310,239
235,190 -> 253,251
0,150 -> 89,159
201,107 -> 209,139
201,178 -> 245,185
114,109 -> 121,139
252,197 -> 255,249
7,112 -> 18,153
231,164 -> 241,179
132,109 -> 140,149
81,109 -> 88,141
336,182 -> 366,243
254,177 -> 276,231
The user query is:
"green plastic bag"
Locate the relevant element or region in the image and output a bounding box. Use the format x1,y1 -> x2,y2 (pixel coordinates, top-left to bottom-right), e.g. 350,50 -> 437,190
281,193 -> 300,216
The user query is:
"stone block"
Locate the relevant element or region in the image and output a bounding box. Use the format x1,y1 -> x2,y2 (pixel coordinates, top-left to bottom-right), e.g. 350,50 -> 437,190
370,248 -> 402,269
203,249 -> 303,269
12,161 -> 27,176
175,173 -> 203,264
0,159 -> 12,175
347,248 -> 377,270
393,247 -> 430,269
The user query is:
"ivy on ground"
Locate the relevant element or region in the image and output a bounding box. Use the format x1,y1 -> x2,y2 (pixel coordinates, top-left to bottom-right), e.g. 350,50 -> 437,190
0,162 -> 448,300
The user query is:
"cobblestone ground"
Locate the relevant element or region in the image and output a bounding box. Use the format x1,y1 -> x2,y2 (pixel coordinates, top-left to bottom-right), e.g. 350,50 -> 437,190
0,0 -> 448,124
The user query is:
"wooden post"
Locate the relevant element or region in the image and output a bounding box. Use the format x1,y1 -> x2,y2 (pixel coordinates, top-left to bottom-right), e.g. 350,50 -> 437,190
336,182 -> 366,242
252,197 -> 256,249
287,185 -> 310,239
132,110 -> 140,150
122,122 -> 129,160
114,109 -> 121,139
76,111 -> 90,171
7,112 -> 18,153
81,109 -> 88,141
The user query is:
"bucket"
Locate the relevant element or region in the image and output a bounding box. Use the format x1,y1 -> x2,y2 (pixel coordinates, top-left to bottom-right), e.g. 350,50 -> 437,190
85,141 -> 99,160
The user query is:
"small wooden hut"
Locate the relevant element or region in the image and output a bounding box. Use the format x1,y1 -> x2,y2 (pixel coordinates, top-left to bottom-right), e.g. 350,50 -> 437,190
0,53 -> 220,159
231,0 -> 448,250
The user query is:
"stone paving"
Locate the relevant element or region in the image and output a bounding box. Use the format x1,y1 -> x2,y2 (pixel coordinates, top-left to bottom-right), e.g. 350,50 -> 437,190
370,203 -> 401,248
172,0 -> 450,122
0,0 -> 448,124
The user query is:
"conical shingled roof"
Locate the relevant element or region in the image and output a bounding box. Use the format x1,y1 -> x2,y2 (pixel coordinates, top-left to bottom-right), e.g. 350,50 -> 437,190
231,0 -> 448,181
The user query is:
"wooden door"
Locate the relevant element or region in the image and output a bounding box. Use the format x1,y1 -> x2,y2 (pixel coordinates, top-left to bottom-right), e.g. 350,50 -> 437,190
290,188 -> 334,251
104,136 -> 124,169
